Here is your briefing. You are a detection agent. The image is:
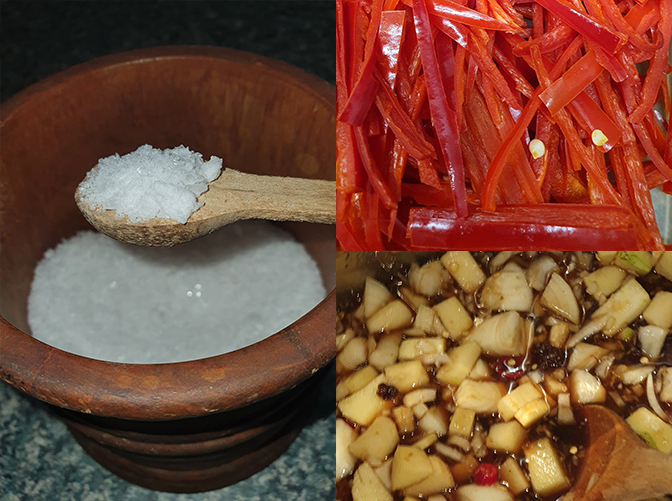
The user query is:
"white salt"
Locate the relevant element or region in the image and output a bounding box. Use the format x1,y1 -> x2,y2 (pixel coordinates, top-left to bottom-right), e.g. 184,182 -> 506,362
27,221 -> 326,364
78,144 -> 223,224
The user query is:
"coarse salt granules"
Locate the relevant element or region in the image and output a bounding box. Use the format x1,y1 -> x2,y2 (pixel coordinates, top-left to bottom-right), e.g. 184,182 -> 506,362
77,144 -> 223,224
27,221 -> 326,364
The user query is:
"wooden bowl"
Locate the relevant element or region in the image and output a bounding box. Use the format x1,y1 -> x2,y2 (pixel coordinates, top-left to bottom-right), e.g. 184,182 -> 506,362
0,46 -> 336,493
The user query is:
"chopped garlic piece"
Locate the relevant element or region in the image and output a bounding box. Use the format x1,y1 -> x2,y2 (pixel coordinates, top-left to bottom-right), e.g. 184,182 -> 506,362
591,129 -> 608,146
529,139 -> 546,159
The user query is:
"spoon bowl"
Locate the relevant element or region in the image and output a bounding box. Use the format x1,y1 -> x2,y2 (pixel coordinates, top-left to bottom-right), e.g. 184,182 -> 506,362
76,168 -> 336,246
565,405 -> 672,501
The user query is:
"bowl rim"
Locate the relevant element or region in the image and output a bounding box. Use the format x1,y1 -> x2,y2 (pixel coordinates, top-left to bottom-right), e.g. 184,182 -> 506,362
0,45 -> 336,421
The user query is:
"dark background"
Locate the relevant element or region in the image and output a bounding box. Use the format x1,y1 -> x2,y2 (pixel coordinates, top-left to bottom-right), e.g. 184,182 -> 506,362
0,0 -> 335,102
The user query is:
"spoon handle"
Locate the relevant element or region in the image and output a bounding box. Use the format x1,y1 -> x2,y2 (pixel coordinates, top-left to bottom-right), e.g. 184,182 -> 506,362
207,169 -> 335,224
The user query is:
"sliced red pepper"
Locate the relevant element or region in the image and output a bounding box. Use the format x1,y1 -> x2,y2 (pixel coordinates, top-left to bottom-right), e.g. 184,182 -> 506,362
374,70 -> 437,160
430,13 -> 469,47
624,0 -> 661,33
413,0 -> 469,217
567,92 -> 622,152
403,0 -> 522,32
629,0 -> 671,123
339,0 -> 384,125
378,10 -> 407,89
539,50 -> 603,116
532,0 -> 622,53
467,32 -> 523,111
407,204 -> 642,249
354,126 -> 397,208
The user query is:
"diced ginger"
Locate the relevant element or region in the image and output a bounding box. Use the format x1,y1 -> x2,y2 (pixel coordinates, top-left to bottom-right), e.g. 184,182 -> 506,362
433,297 -> 473,340
399,338 -> 446,361
583,265 -> 627,304
524,438 -> 571,497
468,359 -> 491,380
557,393 -> 575,425
353,462 -> 393,501
486,421 -> 527,453
549,322 -> 570,348
455,380 -> 506,414
403,455 -> 455,497
367,300 -> 414,334
567,343 -> 609,372
418,407 -> 449,436
643,291 -> 672,329
338,374 -> 395,426
450,454 -> 479,483
338,365 -> 379,401
514,398 -> 549,428
336,418 -> 357,480
499,457 -> 530,496
369,332 -> 402,370
374,459 -> 393,492
412,403 -> 429,419
541,273 -> 580,324
449,407 -> 476,438
337,337 -> 368,370
481,270 -> 533,312
404,388 -> 437,408
591,278 -> 651,336
385,360 -> 430,393
467,311 -> 526,356
569,370 -> 606,404
364,277 -> 394,319
660,367 -> 672,403
654,252 -> 672,282
409,260 -> 447,297
543,376 -> 568,396
414,305 -> 442,335
349,416 -> 400,467
337,328 -> 355,352
596,251 -> 617,264
638,325 -> 668,359
526,255 -> 560,291
392,405 -> 415,434
412,433 -> 438,450
497,383 -> 544,421
391,445 -> 434,491
399,286 -> 429,312
626,407 -> 672,454
440,251 -> 486,293
455,484 -> 514,501
614,364 -> 654,385
435,342 -> 482,386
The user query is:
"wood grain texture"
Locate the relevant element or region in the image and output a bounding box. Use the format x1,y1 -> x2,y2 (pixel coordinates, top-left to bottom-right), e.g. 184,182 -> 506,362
564,405 -> 672,501
76,169 -> 336,246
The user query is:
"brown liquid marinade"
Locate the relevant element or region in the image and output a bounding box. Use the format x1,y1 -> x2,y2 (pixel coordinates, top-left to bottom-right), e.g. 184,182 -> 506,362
336,251 -> 672,501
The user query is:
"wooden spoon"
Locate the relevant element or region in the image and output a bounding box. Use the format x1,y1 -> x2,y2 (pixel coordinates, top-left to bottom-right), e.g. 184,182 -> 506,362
75,168 -> 336,246
563,405 -> 672,501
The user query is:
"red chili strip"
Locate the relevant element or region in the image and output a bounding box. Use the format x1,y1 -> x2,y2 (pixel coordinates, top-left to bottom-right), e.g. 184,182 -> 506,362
374,70 -> 437,160
378,10 -> 406,89
567,92 -> 622,152
533,0 -> 622,53
339,0 -> 384,125
539,50 -> 603,116
407,204 -> 642,249
413,0 -> 469,217
404,0 -> 522,32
